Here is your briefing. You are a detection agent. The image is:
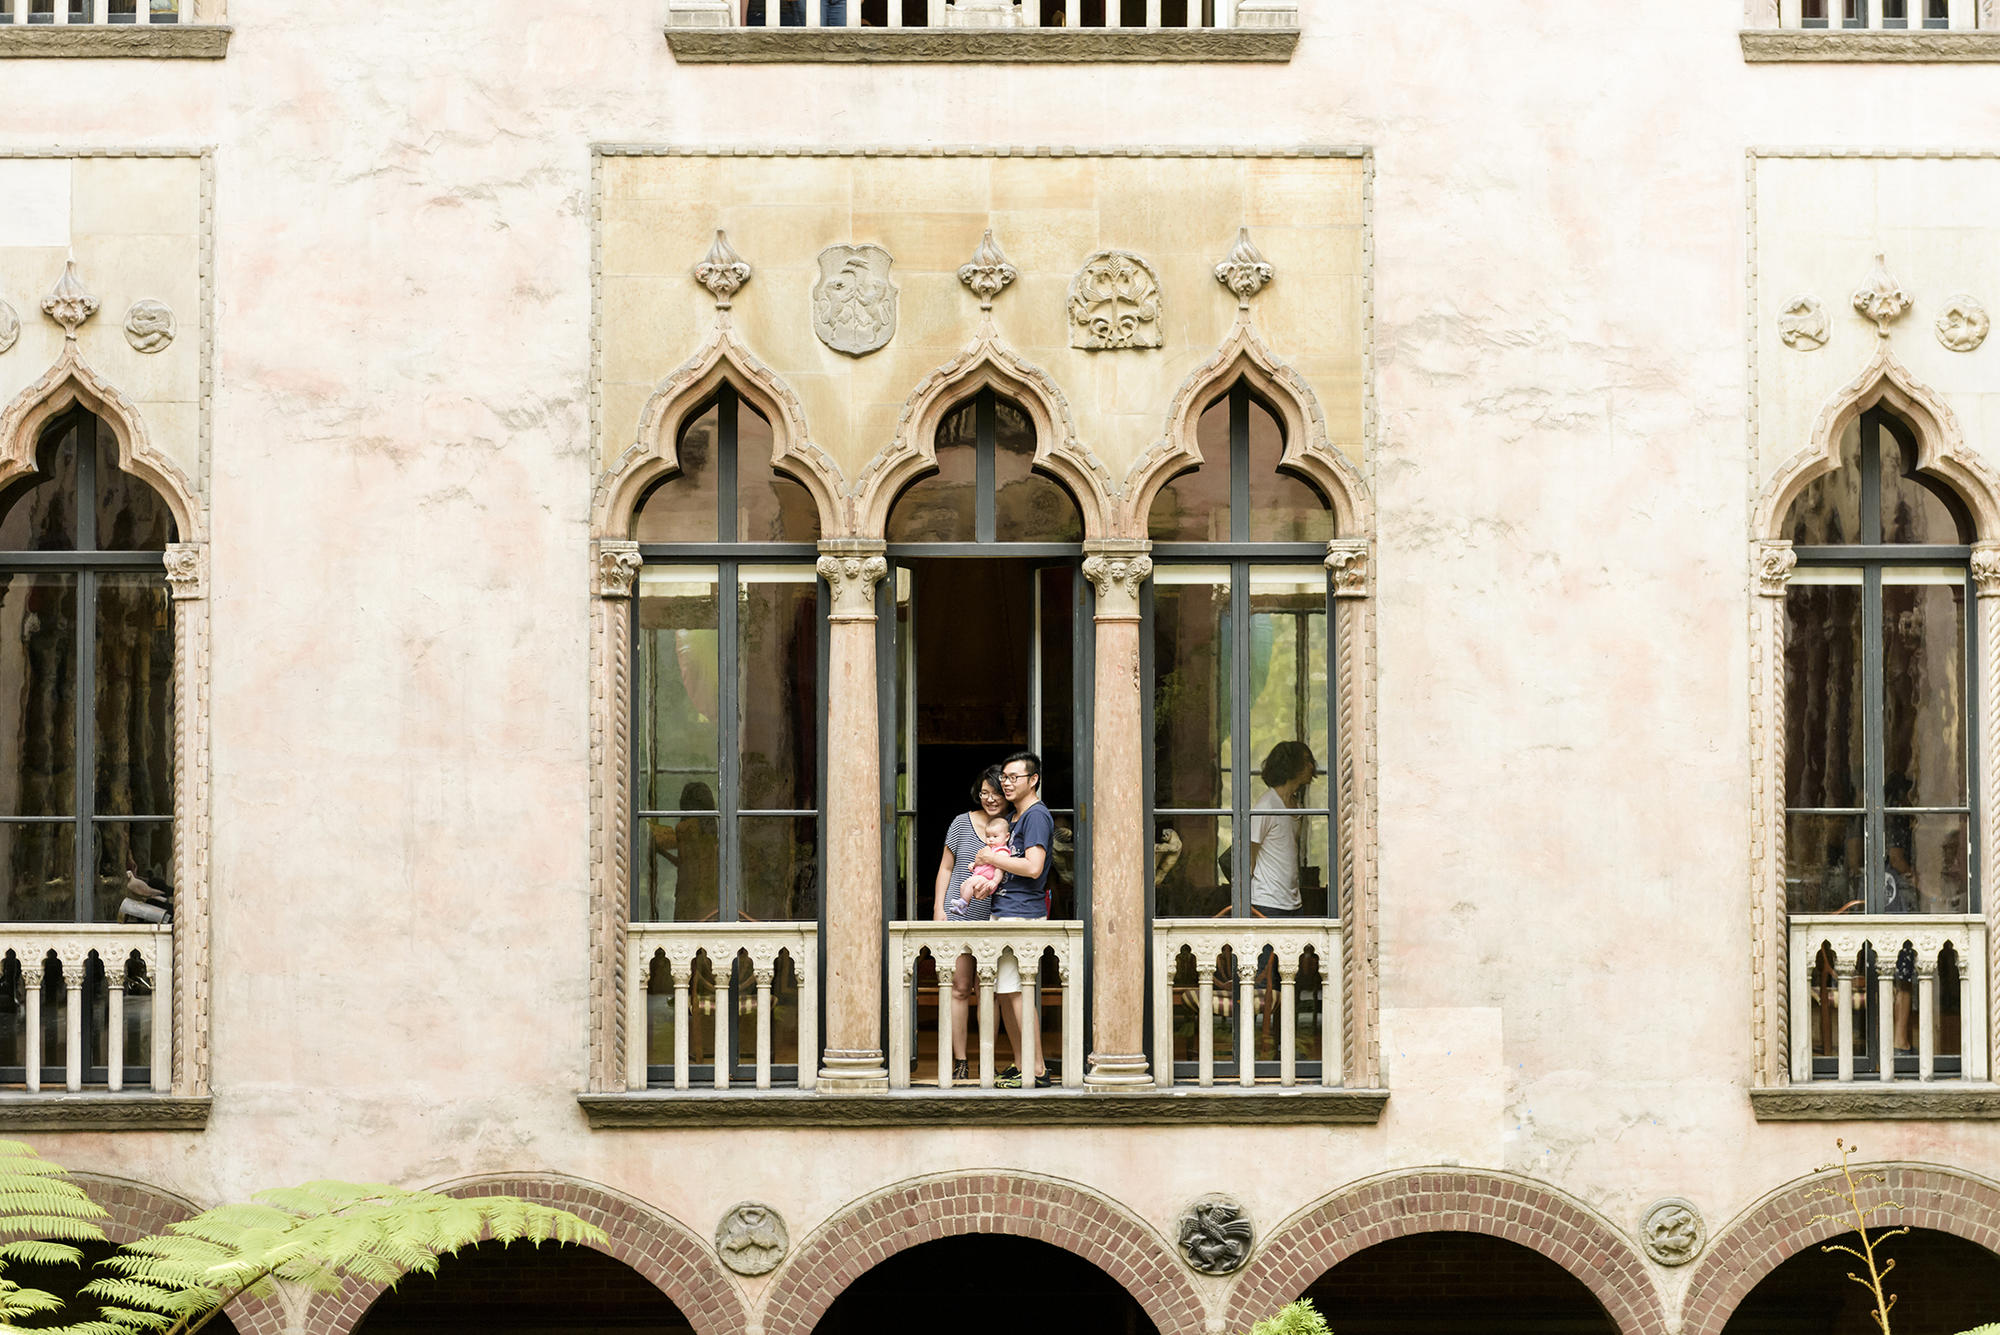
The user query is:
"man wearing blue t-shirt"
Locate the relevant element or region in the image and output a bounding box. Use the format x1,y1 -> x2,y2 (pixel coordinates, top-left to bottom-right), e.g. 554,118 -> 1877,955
972,750 -> 1053,1088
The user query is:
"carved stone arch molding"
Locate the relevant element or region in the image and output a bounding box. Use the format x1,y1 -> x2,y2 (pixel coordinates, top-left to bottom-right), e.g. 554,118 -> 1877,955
1223,1169 -> 1669,1335
296,1174 -> 749,1335
1745,345 -> 2000,1089
1677,1162 -> 2000,1335
66,1174 -> 290,1335
0,349 -> 212,1099
757,1171 -> 1207,1335
851,332 -> 1114,542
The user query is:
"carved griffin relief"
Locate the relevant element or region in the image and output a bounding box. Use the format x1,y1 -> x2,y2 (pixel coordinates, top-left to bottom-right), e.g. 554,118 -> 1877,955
813,243 -> 898,356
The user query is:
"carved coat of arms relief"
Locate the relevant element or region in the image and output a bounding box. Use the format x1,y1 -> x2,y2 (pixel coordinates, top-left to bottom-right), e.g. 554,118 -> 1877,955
812,243 -> 898,356
1068,250 -> 1164,351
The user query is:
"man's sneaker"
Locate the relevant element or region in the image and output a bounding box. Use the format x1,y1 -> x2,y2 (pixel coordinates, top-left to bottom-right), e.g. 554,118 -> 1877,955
996,1065 -> 1023,1088
1034,1071 -> 1053,1088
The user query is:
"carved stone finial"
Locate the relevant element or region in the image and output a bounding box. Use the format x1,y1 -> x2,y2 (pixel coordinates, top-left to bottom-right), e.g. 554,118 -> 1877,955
42,259 -> 98,340
1068,250 -> 1164,351
817,549 -> 888,619
124,300 -> 175,354
1082,547 -> 1153,620
1176,1195 -> 1253,1276
1214,228 -> 1274,308
715,1202 -> 789,1277
164,543 -> 205,601
1936,296 -> 1990,353
1853,254 -> 1910,338
1777,296 -> 1828,351
692,230 -> 753,310
0,300 -> 18,355
596,539 -> 642,599
1972,543 -> 2000,598
1640,1199 -> 1705,1268
1754,540 -> 1796,598
1326,539 -> 1370,598
957,229 -> 1018,311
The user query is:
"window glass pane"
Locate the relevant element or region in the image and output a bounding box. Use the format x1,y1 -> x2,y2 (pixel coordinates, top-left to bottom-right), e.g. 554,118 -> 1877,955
0,823 -> 74,922
94,432 -> 175,552
1247,565 -> 1327,800
739,566 -> 817,812
0,423 -> 79,552
1882,569 -> 1966,809
1037,567 -> 1074,810
886,423 -> 975,542
1881,421 -> 1971,544
1044,810 -> 1078,920
636,567 -> 719,812
993,398 -> 1082,542
1154,813 -> 1231,918
1247,396 -> 1333,544
632,405 -> 720,543
1786,812 -> 1864,915
1288,813 -> 1332,919
736,404 -> 820,543
1885,812 -> 1970,914
0,573 -> 76,818
638,814 -> 717,923
1148,397 -> 1230,542
95,822 -> 170,924
1783,420 -> 1862,545
1152,567 -> 1230,811
1784,570 -> 1862,809
94,574 -> 173,817
739,815 -> 816,921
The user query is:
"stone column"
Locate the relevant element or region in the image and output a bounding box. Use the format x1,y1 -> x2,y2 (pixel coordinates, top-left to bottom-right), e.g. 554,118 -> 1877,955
1972,542 -> 2000,1087
164,540 -> 209,1097
590,539 -> 642,1093
1082,541 -> 1153,1088
1326,537 -> 1375,1087
818,540 -> 890,1091
1752,538 -> 1797,1087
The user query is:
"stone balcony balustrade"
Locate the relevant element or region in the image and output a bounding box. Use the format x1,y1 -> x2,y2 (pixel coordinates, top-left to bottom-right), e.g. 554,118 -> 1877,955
886,920 -> 1086,1091
0,924 -> 171,1095
1789,915 -> 1990,1084
625,922 -> 819,1092
1152,919 -> 1341,1089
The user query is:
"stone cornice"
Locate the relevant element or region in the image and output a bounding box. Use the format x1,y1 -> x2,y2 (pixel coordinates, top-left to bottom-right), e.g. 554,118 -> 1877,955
0,1095 -> 210,1131
0,24 -> 230,58
665,26 -> 1297,63
1741,28 -> 2000,61
1750,1084 -> 2000,1120
580,1087 -> 1387,1127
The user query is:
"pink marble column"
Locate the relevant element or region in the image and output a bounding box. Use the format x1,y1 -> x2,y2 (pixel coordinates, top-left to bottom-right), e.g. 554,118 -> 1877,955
817,541 -> 889,1091
1083,542 -> 1154,1088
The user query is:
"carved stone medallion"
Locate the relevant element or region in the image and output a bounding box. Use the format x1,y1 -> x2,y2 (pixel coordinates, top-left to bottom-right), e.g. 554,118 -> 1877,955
1639,1198 -> 1704,1267
0,300 -> 17,355
1777,296 -> 1828,351
1068,250 -> 1164,351
1176,1194 -> 1253,1275
1853,254 -> 1910,338
1937,296 -> 1990,353
123,300 -> 175,354
715,1202 -> 788,1276
812,243 -> 898,356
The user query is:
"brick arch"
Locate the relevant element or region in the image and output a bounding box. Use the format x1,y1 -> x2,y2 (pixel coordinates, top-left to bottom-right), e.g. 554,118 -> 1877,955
297,1173 -> 746,1335
70,1173 -> 289,1335
1679,1161 -> 2000,1335
1223,1170 -> 1668,1335
759,1172 -> 1206,1335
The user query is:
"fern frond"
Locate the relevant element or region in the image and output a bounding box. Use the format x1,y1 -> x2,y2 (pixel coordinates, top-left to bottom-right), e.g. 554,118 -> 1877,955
1244,1299 -> 1334,1335
0,1240 -> 85,1268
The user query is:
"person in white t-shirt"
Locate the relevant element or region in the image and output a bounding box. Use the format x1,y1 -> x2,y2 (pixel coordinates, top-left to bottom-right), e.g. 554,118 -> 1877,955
1247,741 -> 1318,1047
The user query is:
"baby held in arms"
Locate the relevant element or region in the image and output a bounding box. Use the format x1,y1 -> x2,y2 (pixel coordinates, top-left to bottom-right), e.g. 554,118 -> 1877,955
955,813 -> 1012,913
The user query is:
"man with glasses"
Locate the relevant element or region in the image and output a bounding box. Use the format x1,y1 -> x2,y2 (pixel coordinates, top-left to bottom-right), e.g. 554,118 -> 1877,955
972,750 -> 1054,1088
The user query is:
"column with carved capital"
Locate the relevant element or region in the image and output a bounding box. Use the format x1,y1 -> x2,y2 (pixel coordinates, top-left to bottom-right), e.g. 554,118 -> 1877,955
1751,538 -> 1796,1086
164,540 -> 208,1095
818,540 -> 890,1090
1973,541 -> 2000,1085
589,539 -> 642,1092
1326,537 -> 1377,1086
1082,541 -> 1153,1087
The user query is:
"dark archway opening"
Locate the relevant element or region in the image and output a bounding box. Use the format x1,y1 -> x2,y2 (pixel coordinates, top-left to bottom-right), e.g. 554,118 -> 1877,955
353,1239 -> 690,1334
814,1234 -> 1158,1335
1722,1226 -> 2000,1335
1299,1233 -> 1615,1335
2,1241 -> 238,1333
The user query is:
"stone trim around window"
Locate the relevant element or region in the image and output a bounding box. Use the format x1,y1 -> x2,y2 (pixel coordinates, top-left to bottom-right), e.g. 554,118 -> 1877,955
0,26 -> 231,59
664,26 -> 1297,63
1749,1085 -> 2000,1120
0,1094 -> 211,1131
577,1087 -> 1389,1127
1741,29 -> 2000,61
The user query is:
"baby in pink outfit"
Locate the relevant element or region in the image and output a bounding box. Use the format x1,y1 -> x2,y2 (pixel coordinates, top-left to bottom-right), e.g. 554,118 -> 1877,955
955,814 -> 1012,912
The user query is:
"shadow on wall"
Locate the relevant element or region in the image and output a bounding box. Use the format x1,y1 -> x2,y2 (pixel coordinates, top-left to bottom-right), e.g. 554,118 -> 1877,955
1299,1232 -> 1615,1335
813,1234 -> 1159,1335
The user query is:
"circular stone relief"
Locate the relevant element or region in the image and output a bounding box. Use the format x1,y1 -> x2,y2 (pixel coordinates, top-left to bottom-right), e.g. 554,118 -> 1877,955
1777,295 -> 1829,351
123,299 -> 175,354
0,300 -> 18,354
1639,1198 -> 1705,1267
1177,1193 -> 1254,1276
714,1202 -> 788,1276
1937,296 -> 1991,353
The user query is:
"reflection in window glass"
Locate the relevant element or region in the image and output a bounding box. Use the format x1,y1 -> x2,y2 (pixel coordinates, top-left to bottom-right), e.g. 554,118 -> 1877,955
885,432 -> 975,543
992,398 -> 1081,543
1784,569 -> 1862,811
1152,568 -> 1230,813
1881,422 -> 1971,545
1881,569 -> 1966,810
1154,813 -> 1231,919
1246,398 -> 1333,544
0,574 -> 77,819
634,407 -> 720,545
738,567 -> 818,812
1787,812 -> 1864,915
735,405 -> 820,543
739,815 -> 816,922
1149,399 -> 1231,543
636,567 -> 720,816
1785,421 -> 1862,546
94,575 -> 173,818
639,815 -> 718,923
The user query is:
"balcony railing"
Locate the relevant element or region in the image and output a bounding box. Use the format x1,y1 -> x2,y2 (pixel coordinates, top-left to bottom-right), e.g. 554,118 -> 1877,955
0,926 -> 171,1094
887,920 -> 1085,1091
1771,0 -> 1979,27
1789,915 -> 1989,1083
0,0 -> 183,22
1152,919 -> 1341,1088
625,922 -> 818,1092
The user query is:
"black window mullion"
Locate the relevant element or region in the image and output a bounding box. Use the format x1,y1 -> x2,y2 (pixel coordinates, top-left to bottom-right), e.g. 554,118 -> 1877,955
1229,384 -> 1250,544
719,559 -> 740,922
975,388 -> 997,545
73,570 -> 94,923
1231,558 -> 1251,915
718,387 -> 739,545
1862,562 -> 1887,913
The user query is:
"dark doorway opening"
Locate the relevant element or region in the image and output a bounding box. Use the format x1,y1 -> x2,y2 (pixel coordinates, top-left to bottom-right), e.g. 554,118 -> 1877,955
814,1234 -> 1157,1335
2,1241 -> 240,1334
1300,1232 -> 1615,1335
353,1239 -> 690,1334
1721,1226 -> 2000,1335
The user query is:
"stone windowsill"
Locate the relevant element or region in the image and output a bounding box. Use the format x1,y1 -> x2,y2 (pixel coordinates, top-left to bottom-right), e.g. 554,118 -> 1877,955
0,24 -> 230,57
580,1086 -> 1386,1127
1741,28 -> 2000,61
0,1094 -> 210,1131
665,26 -> 1298,63
1750,1084 -> 2000,1120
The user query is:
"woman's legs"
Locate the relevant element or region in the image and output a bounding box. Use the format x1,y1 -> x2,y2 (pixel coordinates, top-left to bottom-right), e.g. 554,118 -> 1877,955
951,952 -> 976,1063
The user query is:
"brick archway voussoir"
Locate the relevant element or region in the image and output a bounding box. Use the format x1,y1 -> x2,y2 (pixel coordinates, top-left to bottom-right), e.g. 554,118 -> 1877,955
1222,1169 -> 1668,1335
71,1172 -> 290,1335
758,1172 -> 1206,1335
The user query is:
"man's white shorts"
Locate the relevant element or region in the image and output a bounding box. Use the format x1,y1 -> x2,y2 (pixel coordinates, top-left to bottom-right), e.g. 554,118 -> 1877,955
994,915 -> 1039,995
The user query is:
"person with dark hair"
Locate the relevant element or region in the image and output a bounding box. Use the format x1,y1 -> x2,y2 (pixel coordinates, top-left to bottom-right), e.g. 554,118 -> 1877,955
647,782 -> 719,923
931,766 -> 1009,1080
1249,742 -> 1317,918
973,750 -> 1054,1087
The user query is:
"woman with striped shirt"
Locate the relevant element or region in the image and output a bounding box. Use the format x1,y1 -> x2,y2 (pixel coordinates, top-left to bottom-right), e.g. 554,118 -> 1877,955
932,766 -> 1008,1081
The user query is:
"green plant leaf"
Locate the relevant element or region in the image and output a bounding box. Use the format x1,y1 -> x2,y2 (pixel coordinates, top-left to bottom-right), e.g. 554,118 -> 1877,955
1244,1299 -> 1334,1335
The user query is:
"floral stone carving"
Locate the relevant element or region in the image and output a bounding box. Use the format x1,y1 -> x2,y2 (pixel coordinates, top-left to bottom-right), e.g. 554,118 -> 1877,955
1176,1194 -> 1253,1275
596,541 -> 642,599
1068,250 -> 1164,351
1937,296 -> 1990,353
1777,296 -> 1829,351
714,1202 -> 788,1276
123,300 -> 175,354
957,229 -> 1018,311
692,230 -> 752,309
42,260 -> 98,340
0,300 -> 17,355
1853,254 -> 1911,338
1971,543 -> 2000,597
1214,227 -> 1273,307
813,243 -> 898,356
1639,1198 -> 1704,1267
1755,541 -> 1796,597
